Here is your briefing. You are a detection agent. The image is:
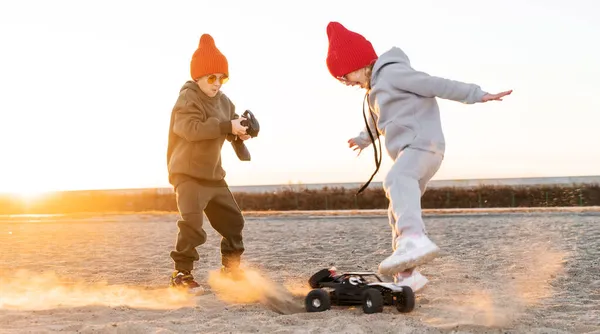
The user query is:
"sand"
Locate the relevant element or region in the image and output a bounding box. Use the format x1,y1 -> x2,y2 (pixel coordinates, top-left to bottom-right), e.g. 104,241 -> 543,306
0,209 -> 598,333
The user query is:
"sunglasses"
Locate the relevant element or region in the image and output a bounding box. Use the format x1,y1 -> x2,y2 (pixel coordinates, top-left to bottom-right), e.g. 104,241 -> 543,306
206,74 -> 229,85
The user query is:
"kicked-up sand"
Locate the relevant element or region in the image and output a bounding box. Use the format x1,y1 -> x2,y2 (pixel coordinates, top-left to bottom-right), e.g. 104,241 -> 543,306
0,208 -> 598,333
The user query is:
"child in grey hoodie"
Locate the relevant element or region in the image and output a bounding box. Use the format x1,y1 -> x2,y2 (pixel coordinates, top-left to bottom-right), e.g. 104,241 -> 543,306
325,21 -> 512,291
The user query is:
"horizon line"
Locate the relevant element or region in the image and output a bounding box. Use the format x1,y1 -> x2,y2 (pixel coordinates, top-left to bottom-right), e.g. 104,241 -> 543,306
3,174 -> 599,195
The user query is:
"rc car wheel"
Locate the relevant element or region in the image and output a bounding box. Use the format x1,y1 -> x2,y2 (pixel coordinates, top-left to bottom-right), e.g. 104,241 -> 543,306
308,268 -> 332,288
305,289 -> 331,312
361,288 -> 384,314
395,286 -> 415,313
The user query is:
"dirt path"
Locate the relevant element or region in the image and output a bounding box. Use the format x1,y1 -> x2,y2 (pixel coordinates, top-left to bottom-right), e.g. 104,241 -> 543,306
0,211 -> 598,333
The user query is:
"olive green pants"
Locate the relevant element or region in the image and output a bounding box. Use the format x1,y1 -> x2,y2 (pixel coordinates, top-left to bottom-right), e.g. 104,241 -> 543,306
170,179 -> 245,272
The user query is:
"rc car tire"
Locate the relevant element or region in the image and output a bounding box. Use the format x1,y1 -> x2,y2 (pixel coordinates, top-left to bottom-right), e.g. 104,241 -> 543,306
395,286 -> 415,313
361,288 -> 384,314
308,268 -> 332,288
305,289 -> 331,312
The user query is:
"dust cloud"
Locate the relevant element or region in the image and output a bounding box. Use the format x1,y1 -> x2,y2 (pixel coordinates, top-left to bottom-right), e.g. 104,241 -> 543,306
207,267 -> 306,314
0,270 -> 195,310
423,242 -> 567,329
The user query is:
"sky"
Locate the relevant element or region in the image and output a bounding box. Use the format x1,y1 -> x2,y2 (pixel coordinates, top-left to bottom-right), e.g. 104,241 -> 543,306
0,0 -> 598,194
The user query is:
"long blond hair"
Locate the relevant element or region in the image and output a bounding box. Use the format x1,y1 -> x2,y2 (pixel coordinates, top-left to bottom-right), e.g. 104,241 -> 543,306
364,64 -> 374,90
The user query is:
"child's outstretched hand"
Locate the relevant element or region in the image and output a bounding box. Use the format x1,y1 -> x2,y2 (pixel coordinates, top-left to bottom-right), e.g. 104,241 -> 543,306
482,90 -> 513,102
348,138 -> 363,156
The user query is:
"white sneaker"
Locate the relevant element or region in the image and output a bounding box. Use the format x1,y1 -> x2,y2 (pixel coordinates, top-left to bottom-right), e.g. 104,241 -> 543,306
393,270 -> 428,292
378,234 -> 440,275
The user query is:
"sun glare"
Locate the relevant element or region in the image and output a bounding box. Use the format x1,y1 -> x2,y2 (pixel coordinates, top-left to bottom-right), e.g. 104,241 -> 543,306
12,188 -> 50,202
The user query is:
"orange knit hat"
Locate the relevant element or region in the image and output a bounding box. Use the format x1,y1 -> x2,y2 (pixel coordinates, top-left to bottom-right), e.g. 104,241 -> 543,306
190,34 -> 228,80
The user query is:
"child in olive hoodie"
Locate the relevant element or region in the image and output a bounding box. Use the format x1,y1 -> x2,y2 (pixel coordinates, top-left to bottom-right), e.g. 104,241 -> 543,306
325,22 -> 512,292
166,33 -> 250,289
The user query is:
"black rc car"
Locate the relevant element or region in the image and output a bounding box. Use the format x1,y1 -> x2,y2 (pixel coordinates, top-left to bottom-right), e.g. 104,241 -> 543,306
304,267 -> 415,314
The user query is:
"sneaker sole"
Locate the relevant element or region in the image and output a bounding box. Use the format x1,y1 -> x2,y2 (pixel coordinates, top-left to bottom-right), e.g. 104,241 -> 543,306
379,244 -> 440,275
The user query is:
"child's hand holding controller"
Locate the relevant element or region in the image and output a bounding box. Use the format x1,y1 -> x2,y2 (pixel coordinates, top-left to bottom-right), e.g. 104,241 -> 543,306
231,117 -> 248,136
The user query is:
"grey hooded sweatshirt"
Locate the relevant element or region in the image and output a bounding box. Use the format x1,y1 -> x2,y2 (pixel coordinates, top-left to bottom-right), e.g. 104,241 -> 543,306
353,47 -> 487,160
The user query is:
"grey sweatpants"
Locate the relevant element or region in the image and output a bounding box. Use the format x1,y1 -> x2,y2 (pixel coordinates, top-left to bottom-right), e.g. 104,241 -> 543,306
383,147 -> 443,249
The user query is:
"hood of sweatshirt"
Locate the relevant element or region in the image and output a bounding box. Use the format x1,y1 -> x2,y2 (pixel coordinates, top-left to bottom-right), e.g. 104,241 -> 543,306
180,80 -> 223,104
371,47 -> 411,84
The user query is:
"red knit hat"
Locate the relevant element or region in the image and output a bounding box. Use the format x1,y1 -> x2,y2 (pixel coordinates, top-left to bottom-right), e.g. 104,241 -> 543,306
190,34 -> 228,80
326,22 -> 378,79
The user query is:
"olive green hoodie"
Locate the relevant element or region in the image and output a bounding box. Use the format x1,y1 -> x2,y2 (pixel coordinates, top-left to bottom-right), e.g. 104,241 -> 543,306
167,81 -> 238,187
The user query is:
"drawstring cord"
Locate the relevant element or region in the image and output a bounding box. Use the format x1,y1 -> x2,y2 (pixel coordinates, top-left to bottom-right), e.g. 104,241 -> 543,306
356,90 -> 382,195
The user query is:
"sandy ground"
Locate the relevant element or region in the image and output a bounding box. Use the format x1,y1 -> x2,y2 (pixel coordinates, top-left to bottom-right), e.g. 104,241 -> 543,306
0,209 -> 598,333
